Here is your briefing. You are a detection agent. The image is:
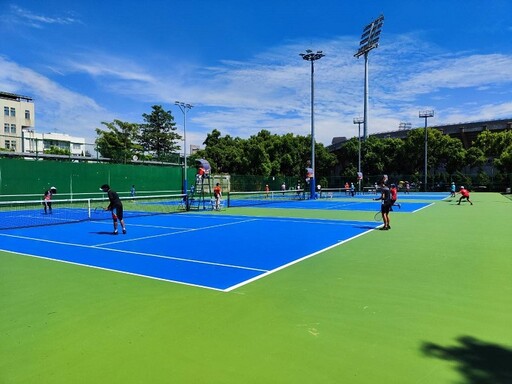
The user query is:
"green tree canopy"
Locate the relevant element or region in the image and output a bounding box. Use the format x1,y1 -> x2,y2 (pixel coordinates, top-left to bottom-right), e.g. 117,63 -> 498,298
95,119 -> 141,163
195,129 -> 335,181
140,105 -> 181,161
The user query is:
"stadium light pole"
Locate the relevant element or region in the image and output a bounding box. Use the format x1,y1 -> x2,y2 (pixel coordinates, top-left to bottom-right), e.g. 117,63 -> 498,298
419,110 -> 434,192
353,117 -> 364,191
354,14 -> 384,141
175,101 -> 193,194
398,122 -> 412,131
300,49 -> 324,199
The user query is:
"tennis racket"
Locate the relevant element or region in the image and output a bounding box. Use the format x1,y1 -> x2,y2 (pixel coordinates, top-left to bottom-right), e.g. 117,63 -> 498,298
93,206 -> 109,216
374,211 -> 382,221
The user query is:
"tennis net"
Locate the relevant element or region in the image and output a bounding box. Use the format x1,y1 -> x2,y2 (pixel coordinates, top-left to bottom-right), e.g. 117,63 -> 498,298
0,193 -> 187,230
227,189 -> 307,208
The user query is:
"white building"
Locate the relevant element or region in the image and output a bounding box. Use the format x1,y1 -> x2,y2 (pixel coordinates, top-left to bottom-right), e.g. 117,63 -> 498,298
1,91 -> 86,156
21,130 -> 86,156
1,91 -> 34,152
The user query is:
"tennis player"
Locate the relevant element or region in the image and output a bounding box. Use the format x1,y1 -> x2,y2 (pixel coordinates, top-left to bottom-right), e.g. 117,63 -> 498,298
457,186 -> 473,205
390,183 -> 401,210
100,184 -> 126,234
374,178 -> 392,230
213,183 -> 222,210
43,186 -> 57,214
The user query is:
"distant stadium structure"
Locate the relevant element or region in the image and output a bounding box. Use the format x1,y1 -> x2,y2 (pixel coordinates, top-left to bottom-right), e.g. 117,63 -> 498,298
328,118 -> 512,152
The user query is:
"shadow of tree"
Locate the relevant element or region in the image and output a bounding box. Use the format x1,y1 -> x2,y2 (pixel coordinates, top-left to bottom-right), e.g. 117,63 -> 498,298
421,336 -> 512,384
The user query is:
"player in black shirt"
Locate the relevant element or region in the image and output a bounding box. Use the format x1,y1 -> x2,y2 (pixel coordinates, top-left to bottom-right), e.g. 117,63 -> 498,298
100,184 -> 126,235
374,178 -> 392,230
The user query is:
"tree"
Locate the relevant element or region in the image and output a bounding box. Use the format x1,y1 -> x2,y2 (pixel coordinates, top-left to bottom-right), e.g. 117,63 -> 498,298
95,119 -> 141,163
400,128 -> 465,179
139,105 -> 181,161
196,129 -> 335,182
465,147 -> 486,169
496,145 -> 512,173
44,146 -> 70,156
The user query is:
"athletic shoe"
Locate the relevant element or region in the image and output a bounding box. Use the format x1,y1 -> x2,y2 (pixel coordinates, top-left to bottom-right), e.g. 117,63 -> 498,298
114,230 -> 118,235
122,228 -> 126,234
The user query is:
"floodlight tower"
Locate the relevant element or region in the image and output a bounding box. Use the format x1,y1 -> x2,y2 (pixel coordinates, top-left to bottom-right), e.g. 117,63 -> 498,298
300,49 -> 325,199
419,110 -> 434,192
354,14 -> 384,141
353,117 -> 364,191
175,101 -> 193,194
398,122 -> 412,130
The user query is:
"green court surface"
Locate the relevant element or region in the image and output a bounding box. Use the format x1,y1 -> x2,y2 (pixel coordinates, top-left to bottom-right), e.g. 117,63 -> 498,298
1,192 -> 511,383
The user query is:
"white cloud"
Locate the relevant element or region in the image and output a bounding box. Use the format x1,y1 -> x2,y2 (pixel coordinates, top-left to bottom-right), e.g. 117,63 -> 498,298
0,56 -> 107,143
9,5 -> 80,28
2,32 -> 512,149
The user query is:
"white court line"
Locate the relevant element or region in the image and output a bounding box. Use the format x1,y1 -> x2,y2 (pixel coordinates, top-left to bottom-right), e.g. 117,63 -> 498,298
95,218 -> 259,246
247,216 -> 374,226
0,231 -> 267,273
0,248 -> 227,292
1,215 -> 382,292
224,226 -> 378,292
412,202 -> 435,213
90,220 -> 191,231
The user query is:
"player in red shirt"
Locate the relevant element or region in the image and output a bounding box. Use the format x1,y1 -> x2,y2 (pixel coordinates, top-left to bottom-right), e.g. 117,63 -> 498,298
390,183 -> 401,210
457,186 -> 473,205
213,183 -> 222,210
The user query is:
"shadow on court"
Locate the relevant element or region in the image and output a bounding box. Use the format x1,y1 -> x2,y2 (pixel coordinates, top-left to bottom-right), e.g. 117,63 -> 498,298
421,336 -> 512,384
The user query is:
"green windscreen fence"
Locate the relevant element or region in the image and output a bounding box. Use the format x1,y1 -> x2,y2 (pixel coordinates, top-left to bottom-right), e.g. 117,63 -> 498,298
0,158 -> 196,201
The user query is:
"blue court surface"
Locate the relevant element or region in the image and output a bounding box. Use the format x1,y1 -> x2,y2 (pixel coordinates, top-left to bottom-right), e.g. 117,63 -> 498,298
230,197 -> 436,211
0,214 -> 379,291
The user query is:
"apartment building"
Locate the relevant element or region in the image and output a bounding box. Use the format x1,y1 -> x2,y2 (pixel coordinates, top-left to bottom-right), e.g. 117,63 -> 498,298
1,91 -> 86,156
1,91 -> 34,152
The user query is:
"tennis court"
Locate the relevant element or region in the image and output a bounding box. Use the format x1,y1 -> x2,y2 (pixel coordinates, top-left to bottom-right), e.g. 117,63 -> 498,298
1,192 -> 510,384
227,190 -> 444,210
0,212 -> 378,291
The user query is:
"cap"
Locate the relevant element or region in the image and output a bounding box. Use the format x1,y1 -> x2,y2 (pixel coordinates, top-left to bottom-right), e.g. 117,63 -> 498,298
460,186 -> 464,189
100,184 -> 110,191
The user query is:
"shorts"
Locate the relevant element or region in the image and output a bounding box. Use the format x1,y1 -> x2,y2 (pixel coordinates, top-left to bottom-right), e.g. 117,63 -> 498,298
381,202 -> 392,214
112,204 -> 124,220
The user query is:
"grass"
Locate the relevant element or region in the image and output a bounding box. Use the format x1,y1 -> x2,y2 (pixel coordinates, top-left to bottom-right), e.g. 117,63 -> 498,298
1,192 -> 511,383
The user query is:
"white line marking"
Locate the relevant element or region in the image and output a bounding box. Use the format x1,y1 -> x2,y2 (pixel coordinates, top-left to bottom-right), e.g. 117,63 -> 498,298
223,226 -> 378,292
0,248 -> 226,292
94,218 -> 259,246
412,202 -> 435,213
0,232 -> 267,272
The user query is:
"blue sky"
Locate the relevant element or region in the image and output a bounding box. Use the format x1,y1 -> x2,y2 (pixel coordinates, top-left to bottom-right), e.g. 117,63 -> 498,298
1,0 -> 512,149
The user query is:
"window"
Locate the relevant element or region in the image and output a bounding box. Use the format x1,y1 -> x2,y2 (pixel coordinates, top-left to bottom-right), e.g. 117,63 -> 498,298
4,140 -> 17,150
4,123 -> 9,134
10,107 -> 15,117
25,110 -> 31,119
10,124 -> 16,134
3,106 -> 8,116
